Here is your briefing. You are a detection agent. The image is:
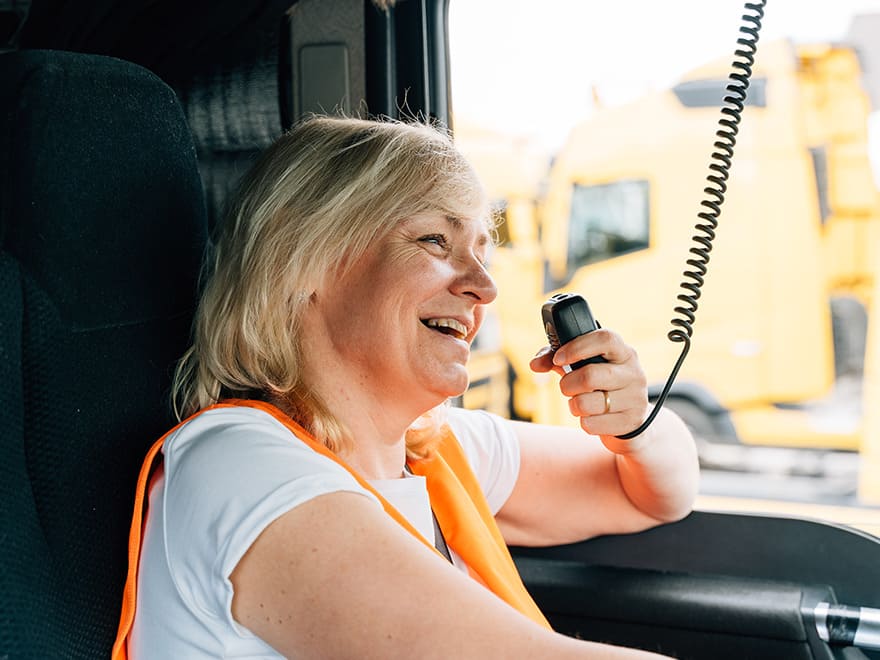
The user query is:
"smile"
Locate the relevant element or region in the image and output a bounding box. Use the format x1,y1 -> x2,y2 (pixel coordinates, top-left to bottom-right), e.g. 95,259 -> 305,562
422,318 -> 469,341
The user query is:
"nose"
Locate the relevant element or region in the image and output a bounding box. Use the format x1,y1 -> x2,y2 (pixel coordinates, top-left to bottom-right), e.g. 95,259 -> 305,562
454,255 -> 498,304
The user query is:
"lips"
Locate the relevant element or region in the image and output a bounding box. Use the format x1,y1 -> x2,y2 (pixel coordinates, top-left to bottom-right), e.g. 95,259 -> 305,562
422,317 -> 469,341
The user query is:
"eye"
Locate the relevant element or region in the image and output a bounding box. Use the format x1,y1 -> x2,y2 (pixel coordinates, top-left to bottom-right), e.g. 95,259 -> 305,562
418,233 -> 449,249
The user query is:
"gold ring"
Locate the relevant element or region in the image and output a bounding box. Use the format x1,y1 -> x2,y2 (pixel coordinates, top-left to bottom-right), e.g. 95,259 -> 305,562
602,390 -> 612,414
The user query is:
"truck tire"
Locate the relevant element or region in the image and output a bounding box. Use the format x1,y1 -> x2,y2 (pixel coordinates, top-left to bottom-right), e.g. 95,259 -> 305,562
663,397 -> 719,445
830,296 -> 867,378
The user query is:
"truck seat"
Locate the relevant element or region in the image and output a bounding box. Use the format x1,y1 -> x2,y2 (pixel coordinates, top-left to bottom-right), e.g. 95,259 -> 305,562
0,49 -> 208,658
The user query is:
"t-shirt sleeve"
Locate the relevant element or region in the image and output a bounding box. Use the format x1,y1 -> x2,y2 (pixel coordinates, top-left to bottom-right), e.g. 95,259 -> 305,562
160,406 -> 380,636
445,406 -> 521,515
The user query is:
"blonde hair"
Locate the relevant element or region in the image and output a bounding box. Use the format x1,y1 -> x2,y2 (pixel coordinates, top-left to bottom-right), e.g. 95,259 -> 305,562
172,115 -> 486,458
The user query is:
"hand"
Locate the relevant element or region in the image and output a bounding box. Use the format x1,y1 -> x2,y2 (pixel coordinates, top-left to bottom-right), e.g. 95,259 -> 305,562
529,328 -> 648,441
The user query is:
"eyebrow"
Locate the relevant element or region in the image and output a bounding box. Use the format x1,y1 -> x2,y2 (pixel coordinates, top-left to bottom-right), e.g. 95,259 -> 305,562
445,214 -> 491,247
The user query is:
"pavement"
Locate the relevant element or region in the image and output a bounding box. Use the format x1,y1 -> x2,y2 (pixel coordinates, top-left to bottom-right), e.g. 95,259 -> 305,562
695,444 -> 880,537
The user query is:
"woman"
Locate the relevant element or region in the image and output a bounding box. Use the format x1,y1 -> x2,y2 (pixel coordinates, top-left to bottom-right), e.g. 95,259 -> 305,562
117,115 -> 698,658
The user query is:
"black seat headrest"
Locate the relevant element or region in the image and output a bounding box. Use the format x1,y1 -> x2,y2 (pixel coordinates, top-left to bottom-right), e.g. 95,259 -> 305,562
1,49 -> 207,327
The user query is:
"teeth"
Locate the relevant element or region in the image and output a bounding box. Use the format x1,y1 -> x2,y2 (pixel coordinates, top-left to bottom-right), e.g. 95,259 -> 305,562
425,318 -> 468,340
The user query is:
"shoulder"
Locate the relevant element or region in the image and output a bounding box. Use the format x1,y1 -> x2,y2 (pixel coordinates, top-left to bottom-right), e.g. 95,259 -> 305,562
161,405 -> 379,526
445,405 -> 517,450
164,405 -> 334,473
165,404 -> 298,454
152,405 -> 380,632
159,404 -> 380,577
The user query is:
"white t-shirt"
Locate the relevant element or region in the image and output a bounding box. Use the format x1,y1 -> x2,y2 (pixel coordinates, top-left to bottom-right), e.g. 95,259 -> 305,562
128,404 -> 520,659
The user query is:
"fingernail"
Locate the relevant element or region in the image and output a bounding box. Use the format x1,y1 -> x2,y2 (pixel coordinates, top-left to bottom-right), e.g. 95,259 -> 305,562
552,349 -> 565,365
534,346 -> 552,358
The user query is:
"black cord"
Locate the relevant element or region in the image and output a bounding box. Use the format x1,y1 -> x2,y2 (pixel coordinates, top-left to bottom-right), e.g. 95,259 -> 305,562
617,1 -> 767,440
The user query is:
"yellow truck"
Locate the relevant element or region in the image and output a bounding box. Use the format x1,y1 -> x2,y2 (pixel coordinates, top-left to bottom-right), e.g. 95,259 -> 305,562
463,39 -> 880,462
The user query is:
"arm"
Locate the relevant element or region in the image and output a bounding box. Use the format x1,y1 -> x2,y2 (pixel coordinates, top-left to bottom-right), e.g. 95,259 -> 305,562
230,491 -> 672,659
495,328 -> 699,547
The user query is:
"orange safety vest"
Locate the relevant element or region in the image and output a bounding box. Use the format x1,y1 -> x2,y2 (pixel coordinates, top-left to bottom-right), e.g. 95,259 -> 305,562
112,399 -> 550,659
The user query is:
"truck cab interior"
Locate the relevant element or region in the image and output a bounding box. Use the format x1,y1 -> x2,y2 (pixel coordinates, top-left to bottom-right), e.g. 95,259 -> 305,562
1,1 -> 878,658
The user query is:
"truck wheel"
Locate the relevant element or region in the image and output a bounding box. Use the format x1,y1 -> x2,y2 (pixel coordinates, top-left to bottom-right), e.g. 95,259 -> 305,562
663,398 -> 717,443
661,397 -> 738,469
830,296 -> 867,378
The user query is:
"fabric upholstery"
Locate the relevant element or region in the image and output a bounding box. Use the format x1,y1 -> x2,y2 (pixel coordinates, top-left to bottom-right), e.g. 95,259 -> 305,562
0,49 -> 207,658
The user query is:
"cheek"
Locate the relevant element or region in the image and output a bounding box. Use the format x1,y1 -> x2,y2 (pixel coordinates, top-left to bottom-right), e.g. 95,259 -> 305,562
366,250 -> 433,292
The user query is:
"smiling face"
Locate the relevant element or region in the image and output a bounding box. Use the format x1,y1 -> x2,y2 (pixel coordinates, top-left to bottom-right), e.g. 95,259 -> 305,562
302,210 -> 497,416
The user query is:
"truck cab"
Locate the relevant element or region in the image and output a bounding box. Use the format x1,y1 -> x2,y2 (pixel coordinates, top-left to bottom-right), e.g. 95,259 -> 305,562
484,38 -> 879,465
2,2 -> 880,658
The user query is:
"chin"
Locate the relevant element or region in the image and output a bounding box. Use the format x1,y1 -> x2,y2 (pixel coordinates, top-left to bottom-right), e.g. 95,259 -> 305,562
444,379 -> 470,401
429,374 -> 469,401
418,361 -> 470,402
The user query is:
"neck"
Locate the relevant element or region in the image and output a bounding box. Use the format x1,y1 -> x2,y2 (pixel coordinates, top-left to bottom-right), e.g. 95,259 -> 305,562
339,407 -> 409,480
296,311 -> 447,479
298,368 -> 435,480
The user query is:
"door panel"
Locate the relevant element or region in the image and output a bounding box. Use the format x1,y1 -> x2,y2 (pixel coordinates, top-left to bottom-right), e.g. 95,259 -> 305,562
512,511 -> 880,659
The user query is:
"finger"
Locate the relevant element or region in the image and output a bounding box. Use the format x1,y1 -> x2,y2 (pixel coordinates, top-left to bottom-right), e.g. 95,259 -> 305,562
567,387 -> 641,418
529,345 -> 565,375
558,361 -> 618,397
579,412 -> 643,438
552,329 -> 632,368
529,345 -> 552,371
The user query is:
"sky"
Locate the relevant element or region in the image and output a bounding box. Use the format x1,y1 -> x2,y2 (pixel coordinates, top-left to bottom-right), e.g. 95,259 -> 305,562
449,0 -> 880,152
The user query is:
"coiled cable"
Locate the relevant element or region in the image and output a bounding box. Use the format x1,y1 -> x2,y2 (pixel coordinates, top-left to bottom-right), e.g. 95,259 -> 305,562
618,0 -> 767,440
